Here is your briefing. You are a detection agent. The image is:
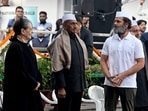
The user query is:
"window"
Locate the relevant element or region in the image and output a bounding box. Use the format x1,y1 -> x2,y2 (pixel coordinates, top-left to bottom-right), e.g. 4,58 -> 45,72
64,0 -> 72,14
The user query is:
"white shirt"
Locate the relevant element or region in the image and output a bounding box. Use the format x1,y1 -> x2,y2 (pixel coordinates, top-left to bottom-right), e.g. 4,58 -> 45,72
101,32 -> 144,88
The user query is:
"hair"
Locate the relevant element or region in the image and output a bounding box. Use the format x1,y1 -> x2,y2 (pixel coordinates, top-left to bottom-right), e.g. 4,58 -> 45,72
132,16 -> 136,20
15,6 -> 24,12
137,19 -> 147,25
10,18 -> 32,41
123,17 -> 131,29
75,15 -> 82,24
55,18 -> 62,31
39,11 -> 47,16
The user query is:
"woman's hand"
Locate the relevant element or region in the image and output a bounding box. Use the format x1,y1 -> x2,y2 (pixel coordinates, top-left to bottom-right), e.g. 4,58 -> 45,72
34,82 -> 41,91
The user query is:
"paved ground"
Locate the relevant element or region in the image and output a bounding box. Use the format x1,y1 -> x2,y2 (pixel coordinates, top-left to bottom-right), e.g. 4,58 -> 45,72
44,102 -> 122,111
44,102 -> 96,111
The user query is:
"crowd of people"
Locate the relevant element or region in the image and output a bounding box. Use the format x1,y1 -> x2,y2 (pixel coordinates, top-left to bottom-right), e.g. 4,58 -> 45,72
0,1 -> 148,111
0,5 -> 94,111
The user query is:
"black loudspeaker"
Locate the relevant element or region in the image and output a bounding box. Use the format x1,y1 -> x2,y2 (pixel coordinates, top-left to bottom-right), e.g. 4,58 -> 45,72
73,0 -> 94,16
81,0 -> 94,16
89,0 -> 121,33
73,0 -> 82,15
73,0 -> 122,49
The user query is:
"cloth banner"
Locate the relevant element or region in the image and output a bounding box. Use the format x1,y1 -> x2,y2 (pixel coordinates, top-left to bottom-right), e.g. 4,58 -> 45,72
0,6 -> 37,29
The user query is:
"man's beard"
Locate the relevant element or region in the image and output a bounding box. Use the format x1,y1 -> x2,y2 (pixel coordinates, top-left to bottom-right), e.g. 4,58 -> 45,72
113,25 -> 126,35
40,20 -> 46,24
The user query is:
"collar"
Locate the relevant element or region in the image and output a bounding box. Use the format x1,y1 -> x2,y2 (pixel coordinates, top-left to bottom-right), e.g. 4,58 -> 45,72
38,38 -> 44,42
113,32 -> 132,40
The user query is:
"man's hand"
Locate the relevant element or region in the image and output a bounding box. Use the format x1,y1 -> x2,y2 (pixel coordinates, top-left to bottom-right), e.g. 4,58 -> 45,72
111,73 -> 126,87
58,88 -> 66,98
107,73 -> 126,87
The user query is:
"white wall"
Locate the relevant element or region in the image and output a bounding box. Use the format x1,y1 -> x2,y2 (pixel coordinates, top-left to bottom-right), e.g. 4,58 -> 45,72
122,0 -> 148,31
122,0 -> 148,20
9,0 -> 62,30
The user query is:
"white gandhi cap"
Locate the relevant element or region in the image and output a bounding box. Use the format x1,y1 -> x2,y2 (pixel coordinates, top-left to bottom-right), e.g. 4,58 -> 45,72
115,11 -> 132,22
62,14 -> 76,23
132,20 -> 138,26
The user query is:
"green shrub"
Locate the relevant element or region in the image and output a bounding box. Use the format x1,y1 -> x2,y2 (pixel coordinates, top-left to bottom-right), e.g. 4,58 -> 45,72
37,57 -> 52,89
0,45 -> 105,93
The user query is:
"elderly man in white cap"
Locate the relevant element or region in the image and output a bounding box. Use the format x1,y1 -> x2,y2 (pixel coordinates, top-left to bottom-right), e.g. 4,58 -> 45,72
131,18 -> 141,39
100,11 -> 145,111
47,13 -> 89,111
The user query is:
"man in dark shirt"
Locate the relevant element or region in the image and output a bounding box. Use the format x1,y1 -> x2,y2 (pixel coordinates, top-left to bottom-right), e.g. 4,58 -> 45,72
75,15 -> 93,57
47,14 -> 89,111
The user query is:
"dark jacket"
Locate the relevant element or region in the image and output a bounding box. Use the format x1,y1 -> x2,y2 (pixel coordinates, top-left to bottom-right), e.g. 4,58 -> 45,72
141,32 -> 148,43
3,39 -> 43,111
32,38 -> 49,53
135,41 -> 148,108
80,27 -> 93,57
